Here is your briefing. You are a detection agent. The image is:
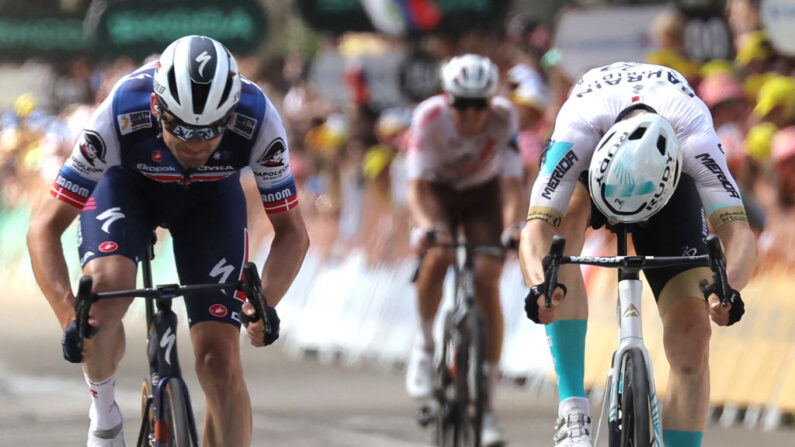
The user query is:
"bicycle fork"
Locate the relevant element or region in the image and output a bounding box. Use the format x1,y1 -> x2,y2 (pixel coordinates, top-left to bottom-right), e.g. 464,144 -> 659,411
596,279 -> 663,447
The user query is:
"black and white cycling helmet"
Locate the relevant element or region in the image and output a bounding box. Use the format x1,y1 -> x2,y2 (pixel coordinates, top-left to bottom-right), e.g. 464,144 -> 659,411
440,54 -> 499,99
588,111 -> 682,223
153,35 -> 241,126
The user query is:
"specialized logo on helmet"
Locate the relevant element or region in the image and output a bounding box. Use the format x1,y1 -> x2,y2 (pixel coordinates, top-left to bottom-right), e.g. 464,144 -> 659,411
79,131 -> 107,166
196,51 -> 212,77
189,39 -> 217,83
258,138 -> 286,168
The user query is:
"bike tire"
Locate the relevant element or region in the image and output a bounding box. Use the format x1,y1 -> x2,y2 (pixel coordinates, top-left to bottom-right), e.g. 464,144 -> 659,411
139,379 -> 154,447
158,380 -> 194,447
610,347 -> 652,447
434,314 -> 457,447
465,312 -> 487,447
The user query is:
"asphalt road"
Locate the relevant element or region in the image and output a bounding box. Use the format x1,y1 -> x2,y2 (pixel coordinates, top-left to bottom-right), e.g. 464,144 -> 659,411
2,292 -> 794,446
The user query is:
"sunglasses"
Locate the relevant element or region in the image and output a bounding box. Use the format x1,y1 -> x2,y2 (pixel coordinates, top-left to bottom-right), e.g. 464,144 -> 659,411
157,106 -> 230,142
451,97 -> 489,111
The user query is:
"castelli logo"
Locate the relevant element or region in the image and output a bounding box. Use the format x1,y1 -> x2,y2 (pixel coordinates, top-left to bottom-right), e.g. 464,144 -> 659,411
209,304 -> 228,317
99,241 -> 118,253
152,150 -> 163,163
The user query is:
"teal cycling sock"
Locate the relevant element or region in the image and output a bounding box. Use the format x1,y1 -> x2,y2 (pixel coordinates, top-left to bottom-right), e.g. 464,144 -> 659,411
663,429 -> 703,447
546,319 -> 587,400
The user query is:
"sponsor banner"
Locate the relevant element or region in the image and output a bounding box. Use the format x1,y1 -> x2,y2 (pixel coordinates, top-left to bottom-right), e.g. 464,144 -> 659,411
553,5 -> 668,80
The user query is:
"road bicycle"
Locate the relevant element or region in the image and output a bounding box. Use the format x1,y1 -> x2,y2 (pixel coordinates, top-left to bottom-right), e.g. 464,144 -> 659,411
72,233 -> 270,447
413,234 -> 505,447
538,226 -> 732,447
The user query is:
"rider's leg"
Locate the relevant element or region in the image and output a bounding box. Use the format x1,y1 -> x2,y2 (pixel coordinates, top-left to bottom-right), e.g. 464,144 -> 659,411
658,269 -> 712,447
414,246 -> 456,349
545,184 -> 591,417
473,253 -> 504,374
82,255 -> 136,430
191,321 -> 251,447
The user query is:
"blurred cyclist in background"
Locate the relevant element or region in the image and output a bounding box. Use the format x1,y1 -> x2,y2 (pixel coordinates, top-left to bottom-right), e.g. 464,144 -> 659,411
404,53 -> 526,446
27,35 -> 309,446
520,62 -> 756,447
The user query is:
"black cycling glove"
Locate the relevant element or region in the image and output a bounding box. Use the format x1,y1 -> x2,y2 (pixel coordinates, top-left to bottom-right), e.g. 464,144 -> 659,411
241,305 -> 281,346
703,283 -> 745,326
62,320 -> 97,363
524,283 -> 567,324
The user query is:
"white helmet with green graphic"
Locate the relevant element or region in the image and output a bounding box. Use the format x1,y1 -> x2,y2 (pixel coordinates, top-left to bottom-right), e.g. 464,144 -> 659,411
588,111 -> 682,223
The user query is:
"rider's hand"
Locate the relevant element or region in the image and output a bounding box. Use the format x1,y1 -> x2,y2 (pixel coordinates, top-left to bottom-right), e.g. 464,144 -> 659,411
62,320 -> 97,363
410,223 -> 453,254
524,283 -> 567,324
707,287 -> 745,326
241,301 -> 281,347
500,222 -> 524,250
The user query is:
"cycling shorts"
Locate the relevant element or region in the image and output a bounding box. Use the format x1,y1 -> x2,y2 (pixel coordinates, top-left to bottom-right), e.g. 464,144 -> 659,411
581,173 -> 709,299
428,178 -> 503,251
78,166 -> 249,328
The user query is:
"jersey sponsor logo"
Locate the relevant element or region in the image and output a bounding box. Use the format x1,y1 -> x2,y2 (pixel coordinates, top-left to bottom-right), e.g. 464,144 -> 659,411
209,304 -> 228,317
197,164 -> 234,171
117,111 -> 152,135
541,150 -> 578,200
98,241 -> 119,253
575,66 -> 694,98
96,207 -> 125,233
79,130 -> 107,166
262,187 -> 294,203
258,138 -> 286,167
136,163 -> 178,173
68,156 -> 104,174
54,175 -> 91,198
80,251 -> 95,266
694,153 -> 740,199
229,113 -> 257,139
152,150 -> 163,163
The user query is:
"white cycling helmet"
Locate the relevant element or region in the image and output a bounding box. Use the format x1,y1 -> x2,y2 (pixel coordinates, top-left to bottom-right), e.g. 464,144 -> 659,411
153,35 -> 241,126
440,54 -> 499,98
588,111 -> 682,223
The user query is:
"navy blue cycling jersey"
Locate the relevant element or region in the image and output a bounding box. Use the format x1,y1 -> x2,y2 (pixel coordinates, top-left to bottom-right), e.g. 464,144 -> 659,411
51,62 -> 298,214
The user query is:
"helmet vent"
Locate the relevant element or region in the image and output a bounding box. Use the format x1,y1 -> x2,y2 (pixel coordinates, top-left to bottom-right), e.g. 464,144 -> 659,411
167,68 -> 180,105
628,126 -> 646,140
597,131 -> 616,151
220,72 -> 234,105
191,81 -> 211,115
657,135 -> 666,155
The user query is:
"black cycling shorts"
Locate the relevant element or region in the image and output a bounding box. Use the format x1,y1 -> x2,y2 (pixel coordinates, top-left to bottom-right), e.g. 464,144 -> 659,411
579,172 -> 709,298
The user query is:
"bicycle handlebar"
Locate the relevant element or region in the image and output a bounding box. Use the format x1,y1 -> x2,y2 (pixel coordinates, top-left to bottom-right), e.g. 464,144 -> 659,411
410,229 -> 510,283
73,262 -> 270,354
540,234 -> 733,308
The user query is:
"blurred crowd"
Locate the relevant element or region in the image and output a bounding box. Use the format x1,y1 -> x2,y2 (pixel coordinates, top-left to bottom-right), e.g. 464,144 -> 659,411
1,0 -> 793,272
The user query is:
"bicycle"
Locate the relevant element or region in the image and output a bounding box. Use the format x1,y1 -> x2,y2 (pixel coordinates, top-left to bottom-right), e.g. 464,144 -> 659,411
413,233 -> 505,447
537,225 -> 733,447
72,233 -> 271,447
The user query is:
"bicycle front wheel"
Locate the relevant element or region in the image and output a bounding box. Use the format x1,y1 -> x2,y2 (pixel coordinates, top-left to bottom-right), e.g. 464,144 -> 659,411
612,347 -> 652,447
157,380 -> 195,447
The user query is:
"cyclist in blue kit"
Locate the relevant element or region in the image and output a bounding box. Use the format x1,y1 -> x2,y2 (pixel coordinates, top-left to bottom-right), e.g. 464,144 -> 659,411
27,35 -> 309,446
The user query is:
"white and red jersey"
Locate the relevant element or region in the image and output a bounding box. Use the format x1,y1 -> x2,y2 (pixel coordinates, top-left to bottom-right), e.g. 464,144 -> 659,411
528,62 -> 747,231
406,95 -> 522,190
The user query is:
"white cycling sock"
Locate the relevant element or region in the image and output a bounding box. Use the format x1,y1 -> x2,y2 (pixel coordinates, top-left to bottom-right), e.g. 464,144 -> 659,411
559,396 -> 591,419
418,319 -> 434,351
85,372 -> 122,430
485,362 -> 499,410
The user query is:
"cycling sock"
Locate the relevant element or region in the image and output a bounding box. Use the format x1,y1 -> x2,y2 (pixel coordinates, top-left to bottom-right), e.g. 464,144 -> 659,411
662,429 -> 703,447
84,372 -> 122,430
419,318 -> 434,351
546,319 -> 588,402
484,362 -> 499,410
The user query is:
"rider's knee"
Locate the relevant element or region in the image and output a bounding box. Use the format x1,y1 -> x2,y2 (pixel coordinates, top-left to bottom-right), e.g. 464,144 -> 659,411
422,249 -> 455,278
195,345 -> 243,390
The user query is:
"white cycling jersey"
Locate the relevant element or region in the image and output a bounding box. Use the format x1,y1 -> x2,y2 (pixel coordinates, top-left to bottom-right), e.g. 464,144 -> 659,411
406,95 -> 522,190
527,62 -> 747,231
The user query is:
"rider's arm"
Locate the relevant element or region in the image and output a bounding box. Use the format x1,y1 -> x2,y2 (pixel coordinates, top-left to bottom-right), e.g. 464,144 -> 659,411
716,221 -> 756,291
519,218 -> 558,286
27,199 -> 81,329
501,176 -> 526,229
260,207 -> 309,306
406,179 -> 446,230
682,121 -> 756,290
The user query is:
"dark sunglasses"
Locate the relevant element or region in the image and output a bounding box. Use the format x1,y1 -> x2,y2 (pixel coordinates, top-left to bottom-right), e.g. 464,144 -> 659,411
157,106 -> 230,142
451,97 -> 489,111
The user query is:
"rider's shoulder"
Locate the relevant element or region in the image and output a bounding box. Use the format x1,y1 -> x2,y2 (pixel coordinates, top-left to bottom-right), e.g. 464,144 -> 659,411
412,94 -> 448,127
489,96 -> 516,121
